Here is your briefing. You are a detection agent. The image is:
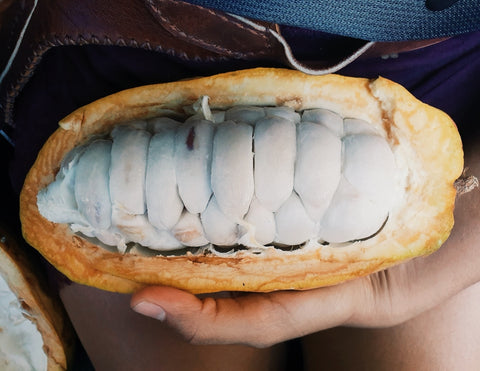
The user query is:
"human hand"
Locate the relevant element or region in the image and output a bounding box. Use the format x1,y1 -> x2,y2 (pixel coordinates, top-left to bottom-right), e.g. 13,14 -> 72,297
131,145 -> 480,348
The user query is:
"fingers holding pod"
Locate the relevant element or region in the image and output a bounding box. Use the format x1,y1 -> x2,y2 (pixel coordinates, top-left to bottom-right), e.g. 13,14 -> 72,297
130,282 -> 362,348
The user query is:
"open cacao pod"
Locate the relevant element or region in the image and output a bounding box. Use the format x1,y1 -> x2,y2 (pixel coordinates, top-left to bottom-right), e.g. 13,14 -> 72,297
0,226 -> 74,370
20,68 -> 463,294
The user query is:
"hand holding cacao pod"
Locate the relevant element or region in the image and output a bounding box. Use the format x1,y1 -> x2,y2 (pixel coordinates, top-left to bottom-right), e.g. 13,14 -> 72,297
130,143 -> 479,347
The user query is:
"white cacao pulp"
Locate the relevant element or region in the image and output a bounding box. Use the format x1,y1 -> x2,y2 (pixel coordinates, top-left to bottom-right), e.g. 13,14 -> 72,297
37,101 -> 398,254
0,274 -> 47,371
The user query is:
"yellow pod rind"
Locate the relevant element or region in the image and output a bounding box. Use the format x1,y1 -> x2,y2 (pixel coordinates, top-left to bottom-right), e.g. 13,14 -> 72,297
20,68 -> 463,294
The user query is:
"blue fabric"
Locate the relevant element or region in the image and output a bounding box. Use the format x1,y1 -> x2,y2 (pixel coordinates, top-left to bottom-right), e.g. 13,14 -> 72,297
186,0 -> 480,41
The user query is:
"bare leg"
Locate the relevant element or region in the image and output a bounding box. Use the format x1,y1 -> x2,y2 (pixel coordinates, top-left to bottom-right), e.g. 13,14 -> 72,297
302,280 -> 480,371
60,283 -> 287,371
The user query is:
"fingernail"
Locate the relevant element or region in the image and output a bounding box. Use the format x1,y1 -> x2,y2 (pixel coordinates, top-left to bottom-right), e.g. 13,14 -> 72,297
132,301 -> 166,321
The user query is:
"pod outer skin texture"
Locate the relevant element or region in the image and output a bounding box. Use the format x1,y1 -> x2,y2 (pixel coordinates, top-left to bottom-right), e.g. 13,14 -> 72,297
20,68 -> 463,294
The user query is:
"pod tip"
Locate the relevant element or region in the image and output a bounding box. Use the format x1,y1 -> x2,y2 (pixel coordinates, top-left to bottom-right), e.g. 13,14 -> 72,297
59,111 -> 84,132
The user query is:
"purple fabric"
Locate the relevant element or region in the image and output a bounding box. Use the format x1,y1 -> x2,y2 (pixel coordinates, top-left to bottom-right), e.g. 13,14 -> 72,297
9,31 -> 480,193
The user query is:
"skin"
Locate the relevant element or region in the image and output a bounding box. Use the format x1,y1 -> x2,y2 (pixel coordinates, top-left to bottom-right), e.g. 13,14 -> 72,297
60,284 -> 287,371
128,131 -> 480,366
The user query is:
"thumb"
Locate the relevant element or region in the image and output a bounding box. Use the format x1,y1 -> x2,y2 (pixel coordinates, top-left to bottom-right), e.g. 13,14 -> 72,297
130,283 -> 359,348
